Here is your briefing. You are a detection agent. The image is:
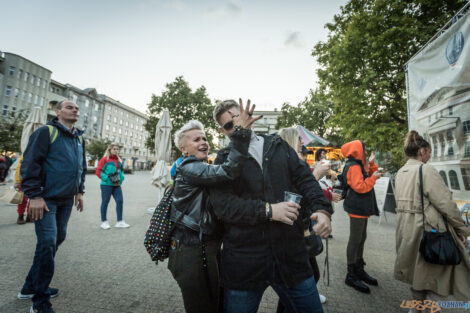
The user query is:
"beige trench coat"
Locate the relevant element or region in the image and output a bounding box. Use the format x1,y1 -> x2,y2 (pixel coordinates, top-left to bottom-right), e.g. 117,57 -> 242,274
394,159 -> 470,299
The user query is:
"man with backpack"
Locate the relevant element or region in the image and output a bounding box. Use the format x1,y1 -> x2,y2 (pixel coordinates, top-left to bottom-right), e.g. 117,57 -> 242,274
18,100 -> 87,313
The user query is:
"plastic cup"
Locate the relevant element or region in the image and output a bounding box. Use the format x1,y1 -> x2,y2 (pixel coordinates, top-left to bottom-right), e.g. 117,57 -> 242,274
332,188 -> 342,195
284,191 -> 302,204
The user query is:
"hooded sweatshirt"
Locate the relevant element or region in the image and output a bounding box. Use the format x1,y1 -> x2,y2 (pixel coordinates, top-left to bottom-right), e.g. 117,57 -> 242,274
340,140 -> 379,217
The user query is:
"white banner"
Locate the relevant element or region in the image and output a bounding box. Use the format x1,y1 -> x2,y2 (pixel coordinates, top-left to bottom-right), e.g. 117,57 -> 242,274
407,13 -> 470,132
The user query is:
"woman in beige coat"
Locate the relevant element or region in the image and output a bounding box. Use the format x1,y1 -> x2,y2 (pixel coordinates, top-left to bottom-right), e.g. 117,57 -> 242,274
394,131 -> 470,307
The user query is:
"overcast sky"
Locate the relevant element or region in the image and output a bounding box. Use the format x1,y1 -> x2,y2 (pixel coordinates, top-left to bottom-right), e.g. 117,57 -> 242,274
1,0 -> 347,113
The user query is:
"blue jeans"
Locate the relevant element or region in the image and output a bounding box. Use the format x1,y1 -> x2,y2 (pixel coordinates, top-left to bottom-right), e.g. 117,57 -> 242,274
100,185 -> 123,222
22,198 -> 74,306
225,275 -> 323,313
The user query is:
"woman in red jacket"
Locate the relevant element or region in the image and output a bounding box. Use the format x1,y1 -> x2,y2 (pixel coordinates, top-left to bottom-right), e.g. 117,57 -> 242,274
95,144 -> 128,230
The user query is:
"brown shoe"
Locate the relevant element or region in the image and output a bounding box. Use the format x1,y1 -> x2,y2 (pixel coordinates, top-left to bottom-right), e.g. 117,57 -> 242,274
25,215 -> 33,223
17,215 -> 26,225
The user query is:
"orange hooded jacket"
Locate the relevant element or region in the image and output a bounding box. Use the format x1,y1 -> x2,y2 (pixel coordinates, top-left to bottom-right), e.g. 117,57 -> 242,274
340,140 -> 378,218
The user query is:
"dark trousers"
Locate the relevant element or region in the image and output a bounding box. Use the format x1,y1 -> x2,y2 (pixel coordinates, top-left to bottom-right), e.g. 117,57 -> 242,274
100,185 -> 123,222
168,240 -> 220,313
22,198 -> 73,306
346,217 -> 368,265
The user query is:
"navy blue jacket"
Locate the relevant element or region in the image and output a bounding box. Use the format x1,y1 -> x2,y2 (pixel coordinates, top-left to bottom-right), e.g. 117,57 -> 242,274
21,118 -> 87,200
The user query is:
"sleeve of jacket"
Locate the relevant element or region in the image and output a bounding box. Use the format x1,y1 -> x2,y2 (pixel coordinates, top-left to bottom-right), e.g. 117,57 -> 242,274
209,148 -> 268,226
423,164 -> 470,237
347,164 -> 377,194
20,127 -> 50,199
95,157 -> 106,179
79,140 -> 86,194
286,144 -> 333,218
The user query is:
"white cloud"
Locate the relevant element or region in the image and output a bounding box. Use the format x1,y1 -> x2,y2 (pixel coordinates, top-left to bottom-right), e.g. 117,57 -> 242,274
205,1 -> 242,17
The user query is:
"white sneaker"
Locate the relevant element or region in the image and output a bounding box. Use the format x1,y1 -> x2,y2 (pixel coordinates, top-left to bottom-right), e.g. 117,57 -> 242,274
100,221 -> 111,230
115,221 -> 130,228
319,294 -> 326,304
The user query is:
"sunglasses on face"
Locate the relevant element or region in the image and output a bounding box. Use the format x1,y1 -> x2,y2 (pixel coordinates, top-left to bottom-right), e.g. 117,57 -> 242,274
222,114 -> 239,131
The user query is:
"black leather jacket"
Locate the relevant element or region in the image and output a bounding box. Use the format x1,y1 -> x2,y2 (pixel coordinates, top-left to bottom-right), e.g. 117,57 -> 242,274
171,128 -> 251,245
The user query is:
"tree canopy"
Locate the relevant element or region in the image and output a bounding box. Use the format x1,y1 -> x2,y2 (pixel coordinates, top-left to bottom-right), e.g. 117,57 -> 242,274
0,111 -> 27,153
312,0 -> 464,170
87,138 -> 112,161
144,76 -> 217,157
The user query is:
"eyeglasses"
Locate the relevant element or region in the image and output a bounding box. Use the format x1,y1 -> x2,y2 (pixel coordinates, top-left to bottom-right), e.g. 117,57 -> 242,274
222,114 -> 239,131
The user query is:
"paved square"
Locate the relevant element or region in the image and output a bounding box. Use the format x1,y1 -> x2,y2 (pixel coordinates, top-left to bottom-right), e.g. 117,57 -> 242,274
0,172 -> 463,312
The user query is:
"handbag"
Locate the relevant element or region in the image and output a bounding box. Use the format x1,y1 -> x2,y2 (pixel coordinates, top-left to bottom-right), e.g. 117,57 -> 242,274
0,187 -> 24,204
305,230 -> 324,257
144,182 -> 190,264
108,172 -> 120,184
418,164 -> 461,265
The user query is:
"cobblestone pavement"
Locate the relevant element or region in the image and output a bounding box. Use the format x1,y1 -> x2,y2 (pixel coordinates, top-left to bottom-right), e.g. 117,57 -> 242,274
0,172 -> 464,313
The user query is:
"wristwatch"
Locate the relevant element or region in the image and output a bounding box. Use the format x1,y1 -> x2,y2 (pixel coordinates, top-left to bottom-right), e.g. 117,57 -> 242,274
265,202 -> 273,221
233,125 -> 244,132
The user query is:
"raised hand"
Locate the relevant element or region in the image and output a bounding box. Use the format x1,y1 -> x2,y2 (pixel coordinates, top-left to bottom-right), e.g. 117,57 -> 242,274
368,151 -> 376,163
233,98 -> 263,129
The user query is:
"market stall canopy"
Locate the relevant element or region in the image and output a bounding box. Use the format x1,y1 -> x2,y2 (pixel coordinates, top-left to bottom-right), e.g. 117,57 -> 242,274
297,125 -> 330,146
21,107 -> 46,153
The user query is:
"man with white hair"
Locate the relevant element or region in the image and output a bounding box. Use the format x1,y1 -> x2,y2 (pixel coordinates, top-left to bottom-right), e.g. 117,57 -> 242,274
210,99 -> 332,313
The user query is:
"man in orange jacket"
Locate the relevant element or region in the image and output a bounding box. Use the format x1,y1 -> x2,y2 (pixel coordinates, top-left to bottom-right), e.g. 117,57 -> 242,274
340,140 -> 383,294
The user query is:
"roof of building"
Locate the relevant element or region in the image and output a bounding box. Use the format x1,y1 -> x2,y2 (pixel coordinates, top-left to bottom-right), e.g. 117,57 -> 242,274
3,52 -> 52,73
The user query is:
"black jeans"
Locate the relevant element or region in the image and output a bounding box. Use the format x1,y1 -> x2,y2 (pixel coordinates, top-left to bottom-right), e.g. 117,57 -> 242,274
168,239 -> 220,313
346,217 -> 368,265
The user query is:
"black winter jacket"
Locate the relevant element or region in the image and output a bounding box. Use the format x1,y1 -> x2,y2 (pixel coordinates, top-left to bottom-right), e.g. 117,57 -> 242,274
171,128 -> 251,246
210,134 -> 332,290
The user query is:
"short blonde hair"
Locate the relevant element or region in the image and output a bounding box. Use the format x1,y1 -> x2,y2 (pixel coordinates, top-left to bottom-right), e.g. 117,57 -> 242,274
174,120 -> 205,151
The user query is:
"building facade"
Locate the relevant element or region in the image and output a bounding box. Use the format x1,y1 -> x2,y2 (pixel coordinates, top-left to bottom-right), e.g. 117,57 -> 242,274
100,96 -> 155,170
0,52 -> 51,116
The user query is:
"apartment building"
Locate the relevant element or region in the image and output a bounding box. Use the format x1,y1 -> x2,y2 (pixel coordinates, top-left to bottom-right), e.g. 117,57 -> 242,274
0,52 -> 51,116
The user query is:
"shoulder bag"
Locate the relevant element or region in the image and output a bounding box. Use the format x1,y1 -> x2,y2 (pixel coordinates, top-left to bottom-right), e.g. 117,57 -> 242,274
418,164 -> 461,265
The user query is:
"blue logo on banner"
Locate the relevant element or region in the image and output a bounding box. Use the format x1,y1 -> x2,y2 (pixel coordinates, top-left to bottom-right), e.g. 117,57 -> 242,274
446,31 -> 464,66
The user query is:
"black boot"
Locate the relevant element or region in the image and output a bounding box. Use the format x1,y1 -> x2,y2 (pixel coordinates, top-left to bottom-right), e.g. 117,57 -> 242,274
356,259 -> 378,286
345,264 -> 370,293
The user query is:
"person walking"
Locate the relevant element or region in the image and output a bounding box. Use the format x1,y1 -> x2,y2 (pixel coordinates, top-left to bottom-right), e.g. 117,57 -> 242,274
340,140 -> 381,294
96,144 -> 128,229
18,100 -> 86,313
394,131 -> 470,307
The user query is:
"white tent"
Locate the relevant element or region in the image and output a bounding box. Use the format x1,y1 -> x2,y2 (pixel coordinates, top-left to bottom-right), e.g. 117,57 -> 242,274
21,107 -> 46,153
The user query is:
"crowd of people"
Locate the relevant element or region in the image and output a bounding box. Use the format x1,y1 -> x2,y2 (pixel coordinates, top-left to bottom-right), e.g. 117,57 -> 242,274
4,98 -> 469,313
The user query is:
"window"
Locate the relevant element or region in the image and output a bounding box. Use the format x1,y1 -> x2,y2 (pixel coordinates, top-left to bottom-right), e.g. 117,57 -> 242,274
85,100 -> 89,107
113,117 -> 117,123
120,111 -> 123,115
2,105 -> 8,116
112,127 -> 116,133
94,103 -> 99,111
449,106 -> 453,116
438,133 -> 444,142
120,119 -> 123,125
34,95 -> 38,104
432,136 -> 437,144
107,114 -> 111,121
14,88 -> 19,98
119,128 -> 122,134
24,72 -> 29,82
106,125 -> 110,131
441,143 -> 445,156
125,121 -> 128,127
465,141 -> 470,157
18,69 -> 23,79
446,131 -> 453,141
37,78 -> 41,87
448,146 -> 454,156
28,93 -> 33,103
131,123 -> 134,129
43,80 -> 47,88
9,66 -> 15,76
449,170 -> 460,190
40,97 -> 45,107
439,171 -> 449,187
463,120 -> 470,134
21,91 -> 26,101
5,86 -> 12,97
461,168 -> 470,190
31,75 -> 35,85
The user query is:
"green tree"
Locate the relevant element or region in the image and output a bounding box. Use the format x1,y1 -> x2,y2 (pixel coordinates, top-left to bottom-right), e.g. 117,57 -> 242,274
87,138 -> 112,161
275,89 -> 343,146
0,111 -> 27,153
144,76 -> 217,157
312,0 -> 464,170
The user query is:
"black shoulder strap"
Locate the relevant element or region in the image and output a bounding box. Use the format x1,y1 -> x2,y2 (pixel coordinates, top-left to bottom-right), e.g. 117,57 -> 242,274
419,164 -> 425,230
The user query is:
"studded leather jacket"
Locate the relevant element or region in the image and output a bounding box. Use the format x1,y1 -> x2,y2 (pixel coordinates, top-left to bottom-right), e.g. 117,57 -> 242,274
171,128 -> 251,245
